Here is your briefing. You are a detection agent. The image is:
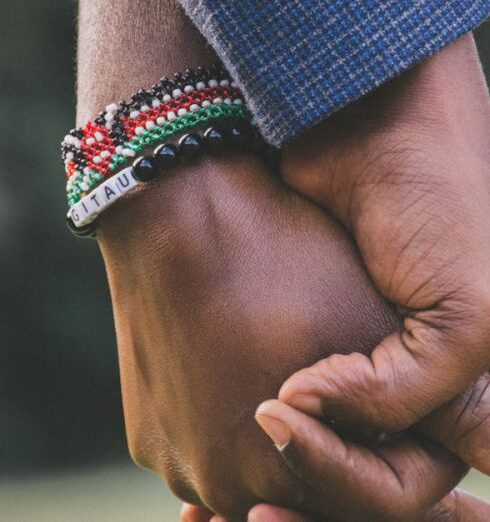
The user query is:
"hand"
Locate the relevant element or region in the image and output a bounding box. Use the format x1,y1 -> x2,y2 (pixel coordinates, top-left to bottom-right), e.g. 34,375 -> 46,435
97,154 -> 400,518
281,33 -> 490,472
99,155 -> 470,520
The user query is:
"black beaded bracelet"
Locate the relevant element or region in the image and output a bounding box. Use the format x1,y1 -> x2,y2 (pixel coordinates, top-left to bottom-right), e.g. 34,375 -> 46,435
66,118 -> 276,239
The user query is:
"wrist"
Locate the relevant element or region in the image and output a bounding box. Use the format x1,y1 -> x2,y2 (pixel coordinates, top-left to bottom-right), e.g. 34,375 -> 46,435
77,0 -> 217,125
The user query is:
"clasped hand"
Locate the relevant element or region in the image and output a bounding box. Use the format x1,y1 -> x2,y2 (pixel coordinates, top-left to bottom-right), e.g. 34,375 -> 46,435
100,35 -> 490,522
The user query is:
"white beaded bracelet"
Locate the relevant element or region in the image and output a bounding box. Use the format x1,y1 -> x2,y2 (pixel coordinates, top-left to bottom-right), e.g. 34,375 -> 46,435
67,166 -> 139,228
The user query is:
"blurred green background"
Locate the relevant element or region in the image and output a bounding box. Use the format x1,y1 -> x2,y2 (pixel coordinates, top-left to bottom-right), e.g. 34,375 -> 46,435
0,1 -> 488,520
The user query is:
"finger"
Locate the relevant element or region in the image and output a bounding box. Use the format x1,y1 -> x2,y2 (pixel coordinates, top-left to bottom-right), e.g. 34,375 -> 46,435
280,362 -> 490,475
426,489 -> 490,521
277,319 -> 490,439
248,504 -> 313,522
180,503 -> 215,522
255,400 -> 466,522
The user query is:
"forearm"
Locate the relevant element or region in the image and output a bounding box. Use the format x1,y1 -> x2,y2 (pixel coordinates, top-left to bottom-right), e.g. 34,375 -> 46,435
77,0 -> 216,125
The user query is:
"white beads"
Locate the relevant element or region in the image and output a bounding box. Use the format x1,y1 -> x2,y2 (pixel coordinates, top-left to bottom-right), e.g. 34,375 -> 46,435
196,81 -> 206,90
122,148 -> 136,157
189,104 -> 199,112
145,120 -> 155,130
151,98 -> 161,108
172,88 -> 182,98
93,156 -> 102,164
201,100 -> 211,108
224,98 -> 232,105
130,110 -> 140,119
167,111 -> 176,121
106,103 -> 119,113
177,108 -> 188,117
115,145 -> 123,155
94,131 -> 104,142
100,150 -> 111,159
220,79 -> 230,87
104,112 -> 114,122
233,99 -> 243,105
86,137 -> 95,146
156,116 -> 166,125
162,94 -> 172,102
208,79 -> 219,88
141,104 -> 150,112
135,126 -> 146,136
213,97 -> 223,105
69,166 -> 139,227
64,135 -> 82,148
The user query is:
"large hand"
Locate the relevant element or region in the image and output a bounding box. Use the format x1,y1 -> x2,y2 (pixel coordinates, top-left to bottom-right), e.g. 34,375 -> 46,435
100,155 -> 468,520
281,34 -> 490,472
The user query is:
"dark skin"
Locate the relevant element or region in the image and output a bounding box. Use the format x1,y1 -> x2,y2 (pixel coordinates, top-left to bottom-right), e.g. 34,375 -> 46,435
280,35 -> 490,471
78,1 -> 490,520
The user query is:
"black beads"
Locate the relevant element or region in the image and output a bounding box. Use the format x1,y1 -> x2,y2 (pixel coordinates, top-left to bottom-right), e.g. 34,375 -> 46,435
66,217 -> 96,239
154,143 -> 179,170
178,133 -> 203,159
132,156 -> 157,182
203,126 -> 225,152
228,124 -> 249,149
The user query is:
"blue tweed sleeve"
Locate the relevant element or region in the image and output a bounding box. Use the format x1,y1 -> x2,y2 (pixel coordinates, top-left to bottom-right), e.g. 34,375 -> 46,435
178,0 -> 490,147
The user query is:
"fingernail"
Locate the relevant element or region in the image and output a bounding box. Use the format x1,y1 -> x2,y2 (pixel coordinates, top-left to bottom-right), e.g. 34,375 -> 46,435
286,393 -> 323,417
255,403 -> 291,450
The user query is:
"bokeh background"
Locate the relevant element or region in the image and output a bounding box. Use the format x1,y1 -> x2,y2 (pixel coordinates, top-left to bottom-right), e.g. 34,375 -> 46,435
0,1 -> 489,520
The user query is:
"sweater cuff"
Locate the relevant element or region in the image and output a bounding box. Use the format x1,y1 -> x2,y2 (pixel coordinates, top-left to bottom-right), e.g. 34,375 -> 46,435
179,0 -> 490,147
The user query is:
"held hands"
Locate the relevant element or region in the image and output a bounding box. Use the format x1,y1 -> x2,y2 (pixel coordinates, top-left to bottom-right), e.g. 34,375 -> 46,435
100,151 -> 488,521
98,33 -> 490,522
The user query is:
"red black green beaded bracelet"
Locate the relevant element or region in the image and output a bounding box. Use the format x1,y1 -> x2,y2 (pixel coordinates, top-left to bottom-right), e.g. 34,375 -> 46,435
66,119 -> 273,238
62,65 -> 276,238
61,64 -> 251,208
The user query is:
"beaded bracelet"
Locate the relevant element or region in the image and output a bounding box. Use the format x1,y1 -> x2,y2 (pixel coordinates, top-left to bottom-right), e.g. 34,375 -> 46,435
62,65 -> 276,239
61,64 -> 249,208
66,118 -> 268,238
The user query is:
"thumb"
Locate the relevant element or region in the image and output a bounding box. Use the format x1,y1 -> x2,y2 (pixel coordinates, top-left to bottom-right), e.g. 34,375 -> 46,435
254,399 -> 465,522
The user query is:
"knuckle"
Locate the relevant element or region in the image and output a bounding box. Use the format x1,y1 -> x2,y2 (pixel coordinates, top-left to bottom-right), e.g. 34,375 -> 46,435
127,436 -> 155,472
314,353 -> 376,396
127,438 -> 201,505
166,475 -> 201,506
279,367 -> 317,401
196,479 -> 250,521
